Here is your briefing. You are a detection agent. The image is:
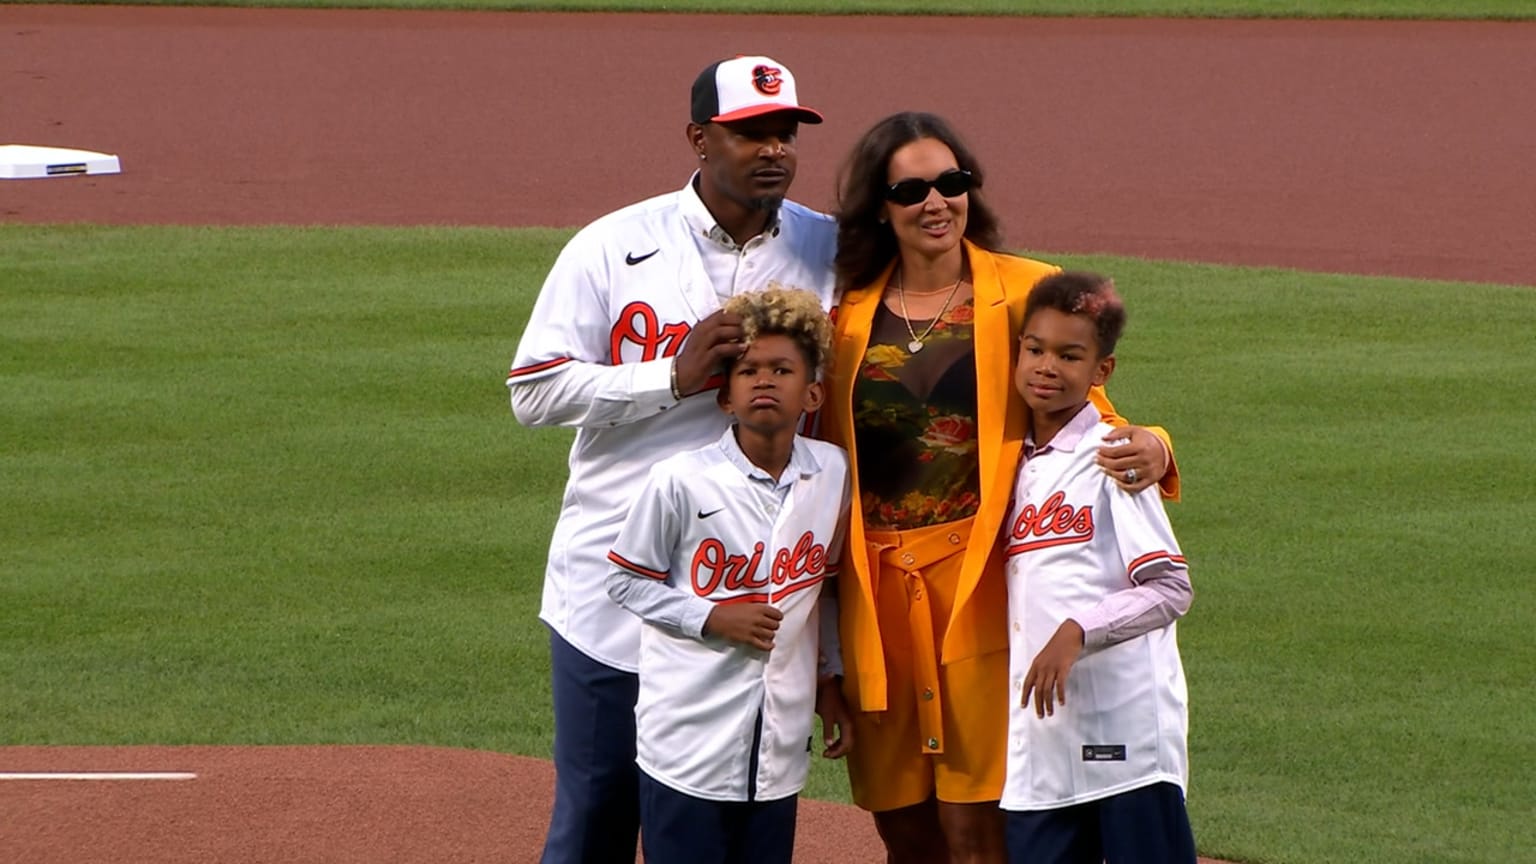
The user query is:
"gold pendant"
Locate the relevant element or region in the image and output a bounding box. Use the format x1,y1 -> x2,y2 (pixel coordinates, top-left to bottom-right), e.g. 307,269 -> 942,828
908,339 -> 924,353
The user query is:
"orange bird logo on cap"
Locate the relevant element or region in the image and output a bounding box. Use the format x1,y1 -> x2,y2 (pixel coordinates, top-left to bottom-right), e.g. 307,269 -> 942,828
752,65 -> 783,96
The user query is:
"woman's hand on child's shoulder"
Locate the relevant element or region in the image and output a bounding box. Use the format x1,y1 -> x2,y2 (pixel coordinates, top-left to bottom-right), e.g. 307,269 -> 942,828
1096,426 -> 1169,494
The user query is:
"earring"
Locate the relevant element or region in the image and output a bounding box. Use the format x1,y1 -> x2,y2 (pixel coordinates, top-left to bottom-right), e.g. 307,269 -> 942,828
699,153 -> 707,161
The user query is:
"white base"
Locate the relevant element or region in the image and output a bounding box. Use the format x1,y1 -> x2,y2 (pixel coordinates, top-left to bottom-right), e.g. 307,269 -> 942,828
0,144 -> 121,179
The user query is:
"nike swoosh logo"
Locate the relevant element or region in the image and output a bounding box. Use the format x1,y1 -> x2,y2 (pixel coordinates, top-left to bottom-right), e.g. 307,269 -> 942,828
625,249 -> 659,266
697,508 -> 725,519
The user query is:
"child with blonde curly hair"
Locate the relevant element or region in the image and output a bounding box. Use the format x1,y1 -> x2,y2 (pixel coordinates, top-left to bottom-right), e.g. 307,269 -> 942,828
605,287 -> 854,864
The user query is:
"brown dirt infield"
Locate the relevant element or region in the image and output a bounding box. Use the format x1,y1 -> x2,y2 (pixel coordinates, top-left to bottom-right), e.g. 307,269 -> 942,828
4,7 -> 1534,286
3,7 -> 1532,863
0,746 -> 1231,863
0,746 -> 892,863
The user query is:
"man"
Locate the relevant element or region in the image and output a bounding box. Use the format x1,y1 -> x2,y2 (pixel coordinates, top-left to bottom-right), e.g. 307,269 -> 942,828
506,55 -> 837,864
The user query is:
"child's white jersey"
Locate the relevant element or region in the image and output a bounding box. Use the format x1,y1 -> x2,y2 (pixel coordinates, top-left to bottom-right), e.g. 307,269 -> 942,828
608,430 -> 849,802
1002,404 -> 1190,811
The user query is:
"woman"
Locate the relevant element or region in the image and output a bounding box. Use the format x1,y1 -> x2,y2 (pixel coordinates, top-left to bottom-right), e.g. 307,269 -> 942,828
822,112 -> 1179,863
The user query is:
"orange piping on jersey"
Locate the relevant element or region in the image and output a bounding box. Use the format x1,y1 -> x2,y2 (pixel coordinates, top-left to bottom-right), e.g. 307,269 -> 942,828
770,574 -> 826,604
1126,550 -> 1188,577
508,356 -> 573,378
717,592 -> 771,605
607,550 -> 668,580
1005,533 -> 1097,557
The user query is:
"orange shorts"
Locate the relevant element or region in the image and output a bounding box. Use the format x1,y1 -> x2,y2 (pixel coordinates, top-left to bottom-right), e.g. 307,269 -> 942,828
844,517 -> 1010,813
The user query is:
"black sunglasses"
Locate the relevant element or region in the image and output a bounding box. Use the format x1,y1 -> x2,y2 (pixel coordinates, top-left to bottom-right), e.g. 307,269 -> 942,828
884,169 -> 975,207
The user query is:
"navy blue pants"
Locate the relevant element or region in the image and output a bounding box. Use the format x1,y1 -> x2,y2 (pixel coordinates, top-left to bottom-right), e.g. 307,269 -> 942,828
1005,782 -> 1197,864
540,629 -> 641,864
638,771 -> 799,864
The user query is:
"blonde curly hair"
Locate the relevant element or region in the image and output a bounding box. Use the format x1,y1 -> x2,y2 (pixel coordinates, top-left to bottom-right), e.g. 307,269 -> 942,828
723,285 -> 834,376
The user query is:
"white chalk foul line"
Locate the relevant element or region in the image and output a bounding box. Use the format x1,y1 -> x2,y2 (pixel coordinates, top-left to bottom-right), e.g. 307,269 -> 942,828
0,772 -> 197,781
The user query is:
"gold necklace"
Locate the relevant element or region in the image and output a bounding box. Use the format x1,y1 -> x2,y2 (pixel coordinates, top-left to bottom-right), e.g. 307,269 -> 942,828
895,264 -> 967,354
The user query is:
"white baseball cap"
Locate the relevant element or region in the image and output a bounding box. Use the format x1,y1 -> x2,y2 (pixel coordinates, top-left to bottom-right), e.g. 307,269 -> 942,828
690,55 -> 824,125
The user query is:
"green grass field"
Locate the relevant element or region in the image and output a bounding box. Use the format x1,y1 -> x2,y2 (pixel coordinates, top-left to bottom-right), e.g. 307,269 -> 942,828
9,0 -> 1536,17
3,224 -> 1532,862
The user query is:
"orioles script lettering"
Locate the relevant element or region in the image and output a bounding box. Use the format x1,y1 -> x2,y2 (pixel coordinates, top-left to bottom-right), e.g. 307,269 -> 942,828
1006,491 -> 1095,555
691,531 -> 828,601
610,301 -> 690,363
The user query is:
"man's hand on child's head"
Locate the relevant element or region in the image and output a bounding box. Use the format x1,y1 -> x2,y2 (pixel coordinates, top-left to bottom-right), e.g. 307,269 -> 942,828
672,308 -> 746,397
1022,619 -> 1086,718
704,603 -> 783,652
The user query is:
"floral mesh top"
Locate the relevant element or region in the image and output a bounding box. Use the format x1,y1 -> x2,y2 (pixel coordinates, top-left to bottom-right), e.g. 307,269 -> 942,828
852,296 -> 981,530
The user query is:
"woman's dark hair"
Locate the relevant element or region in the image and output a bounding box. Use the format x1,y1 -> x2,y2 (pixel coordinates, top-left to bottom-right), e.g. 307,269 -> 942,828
833,111 -> 1005,292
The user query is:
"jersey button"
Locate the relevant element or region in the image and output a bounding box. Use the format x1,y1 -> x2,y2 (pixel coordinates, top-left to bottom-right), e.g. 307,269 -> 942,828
900,553 -> 915,566
947,532 -> 960,545
922,688 -> 934,701
926,736 -> 940,750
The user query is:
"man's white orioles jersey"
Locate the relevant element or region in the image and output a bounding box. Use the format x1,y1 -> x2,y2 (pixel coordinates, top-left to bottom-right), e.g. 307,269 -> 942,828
1002,403 -> 1191,811
607,430 -> 849,803
506,181 -> 836,673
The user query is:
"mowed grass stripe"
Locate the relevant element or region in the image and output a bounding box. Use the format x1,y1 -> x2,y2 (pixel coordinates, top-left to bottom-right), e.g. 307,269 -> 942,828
2,225 -> 1532,863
